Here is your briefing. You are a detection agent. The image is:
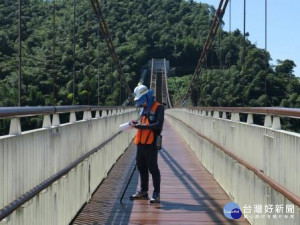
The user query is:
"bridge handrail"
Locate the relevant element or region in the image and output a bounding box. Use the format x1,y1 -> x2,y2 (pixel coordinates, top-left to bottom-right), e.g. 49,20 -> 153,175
0,105 -> 135,119
167,111 -> 300,208
0,130 -> 122,221
179,107 -> 300,119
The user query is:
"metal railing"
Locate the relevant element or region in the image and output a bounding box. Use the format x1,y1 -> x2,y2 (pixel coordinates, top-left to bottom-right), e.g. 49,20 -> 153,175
166,107 -> 300,225
0,105 -> 136,136
0,105 -> 134,119
181,107 -> 300,119
0,105 -> 139,224
0,131 -> 120,221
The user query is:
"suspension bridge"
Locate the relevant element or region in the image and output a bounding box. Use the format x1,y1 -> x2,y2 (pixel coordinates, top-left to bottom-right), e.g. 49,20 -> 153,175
0,0 -> 299,225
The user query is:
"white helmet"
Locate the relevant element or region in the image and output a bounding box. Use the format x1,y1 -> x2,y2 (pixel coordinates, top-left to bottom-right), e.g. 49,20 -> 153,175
134,84 -> 149,101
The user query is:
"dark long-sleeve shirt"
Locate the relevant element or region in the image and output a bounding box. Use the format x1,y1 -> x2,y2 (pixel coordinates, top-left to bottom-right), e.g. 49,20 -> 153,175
135,104 -> 164,134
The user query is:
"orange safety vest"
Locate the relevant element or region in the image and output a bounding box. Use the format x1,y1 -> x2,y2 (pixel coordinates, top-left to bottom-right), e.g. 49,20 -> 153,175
134,101 -> 161,145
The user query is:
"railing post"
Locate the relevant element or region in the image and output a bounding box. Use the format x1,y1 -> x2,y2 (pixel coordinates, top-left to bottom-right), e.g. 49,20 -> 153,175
52,114 -> 60,127
43,115 -> 52,128
83,111 -> 91,120
213,111 -> 219,118
70,112 -> 76,123
272,116 -> 281,130
95,111 -> 100,118
231,113 -> 235,121
222,111 -> 227,119
9,118 -> 21,135
264,115 -> 272,127
102,110 -> 107,117
231,113 -> 240,122
247,114 -> 253,124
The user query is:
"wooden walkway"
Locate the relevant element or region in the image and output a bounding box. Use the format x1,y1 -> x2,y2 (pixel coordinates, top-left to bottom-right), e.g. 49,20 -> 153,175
72,120 -> 249,225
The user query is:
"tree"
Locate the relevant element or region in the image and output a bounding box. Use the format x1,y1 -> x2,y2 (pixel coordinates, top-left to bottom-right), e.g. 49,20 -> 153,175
275,59 -> 296,75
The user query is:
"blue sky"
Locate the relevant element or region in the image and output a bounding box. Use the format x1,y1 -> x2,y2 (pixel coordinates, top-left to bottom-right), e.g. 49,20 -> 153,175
195,0 -> 300,77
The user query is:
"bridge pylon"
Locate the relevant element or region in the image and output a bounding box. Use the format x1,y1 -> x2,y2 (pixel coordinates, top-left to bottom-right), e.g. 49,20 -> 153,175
149,58 -> 172,108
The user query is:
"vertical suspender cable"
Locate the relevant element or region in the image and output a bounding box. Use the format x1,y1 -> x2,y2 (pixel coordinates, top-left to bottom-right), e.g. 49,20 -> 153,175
72,0 -> 76,105
243,0 -> 246,105
219,23 -> 222,69
229,0 -> 231,33
243,0 -> 246,68
97,28 -> 100,106
265,0 -> 267,54
264,0 -> 268,106
18,0 -> 22,106
228,0 -> 231,69
52,0 -> 57,105
90,0 -> 133,105
176,0 -> 230,106
119,75 -> 122,104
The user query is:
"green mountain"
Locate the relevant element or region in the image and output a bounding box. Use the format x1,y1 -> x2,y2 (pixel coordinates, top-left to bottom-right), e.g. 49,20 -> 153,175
0,0 -> 299,108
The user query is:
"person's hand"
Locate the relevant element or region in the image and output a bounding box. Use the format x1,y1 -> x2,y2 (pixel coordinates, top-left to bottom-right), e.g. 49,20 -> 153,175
129,120 -> 139,127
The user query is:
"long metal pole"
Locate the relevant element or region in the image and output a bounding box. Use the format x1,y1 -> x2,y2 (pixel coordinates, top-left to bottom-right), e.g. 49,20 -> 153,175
120,150 -> 143,204
18,0 -> 22,106
120,163 -> 137,204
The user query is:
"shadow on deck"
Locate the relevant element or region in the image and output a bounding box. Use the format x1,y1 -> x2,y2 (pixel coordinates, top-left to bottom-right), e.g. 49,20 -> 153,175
72,121 -> 249,225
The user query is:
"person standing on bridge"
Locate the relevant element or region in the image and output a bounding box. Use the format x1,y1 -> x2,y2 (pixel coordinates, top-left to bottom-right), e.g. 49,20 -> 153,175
129,84 -> 164,203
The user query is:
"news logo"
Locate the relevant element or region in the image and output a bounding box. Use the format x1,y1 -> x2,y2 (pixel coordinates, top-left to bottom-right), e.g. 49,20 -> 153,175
223,202 -> 242,219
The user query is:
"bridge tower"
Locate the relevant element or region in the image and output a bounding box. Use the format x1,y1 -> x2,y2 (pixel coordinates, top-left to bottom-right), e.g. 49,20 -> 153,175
149,58 -> 172,108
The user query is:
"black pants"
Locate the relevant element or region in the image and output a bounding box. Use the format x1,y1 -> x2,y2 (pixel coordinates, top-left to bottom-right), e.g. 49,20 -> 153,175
136,143 -> 161,194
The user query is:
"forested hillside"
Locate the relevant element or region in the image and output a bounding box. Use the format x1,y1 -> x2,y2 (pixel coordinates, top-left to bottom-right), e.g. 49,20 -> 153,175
0,0 -> 299,108
169,58 -> 300,107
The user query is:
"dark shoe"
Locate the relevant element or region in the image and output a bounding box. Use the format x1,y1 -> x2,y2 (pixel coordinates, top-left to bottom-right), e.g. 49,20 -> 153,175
130,190 -> 148,200
149,192 -> 160,203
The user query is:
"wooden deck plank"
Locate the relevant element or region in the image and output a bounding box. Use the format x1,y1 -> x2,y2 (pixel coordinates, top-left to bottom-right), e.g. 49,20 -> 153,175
72,120 -> 249,225
128,120 -> 249,224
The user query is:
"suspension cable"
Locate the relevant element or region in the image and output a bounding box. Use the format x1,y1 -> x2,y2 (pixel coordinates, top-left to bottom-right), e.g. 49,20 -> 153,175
264,0 -> 268,106
242,0 -> 246,105
90,0 -> 132,102
219,21 -> 222,69
229,0 -> 231,33
228,0 -> 232,69
72,0 -> 76,105
18,0 -> 22,106
176,0 -> 230,107
97,27 -> 100,106
52,0 -> 57,105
